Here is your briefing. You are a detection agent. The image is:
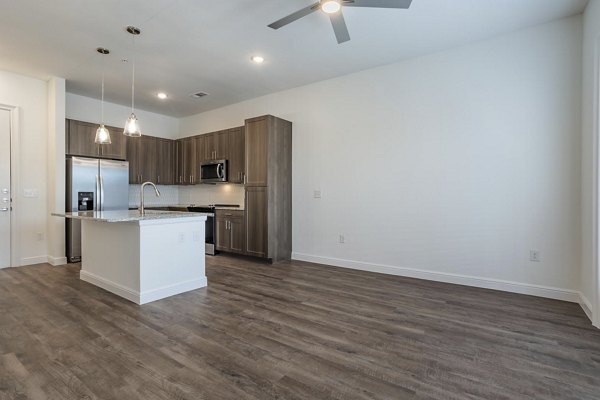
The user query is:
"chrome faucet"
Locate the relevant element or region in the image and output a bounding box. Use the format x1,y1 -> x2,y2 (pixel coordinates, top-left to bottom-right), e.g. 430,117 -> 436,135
139,182 -> 160,215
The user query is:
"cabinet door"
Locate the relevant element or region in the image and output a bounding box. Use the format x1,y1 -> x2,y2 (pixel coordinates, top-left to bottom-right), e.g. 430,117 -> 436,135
194,135 -> 206,178
245,187 -> 268,258
245,117 -> 268,186
175,140 -> 184,184
215,217 -> 230,251
156,138 -> 174,185
228,127 -> 245,184
126,137 -> 142,184
204,133 -> 216,161
229,216 -> 245,254
67,119 -> 100,158
183,138 -> 197,184
139,136 -> 158,183
215,130 -> 229,160
100,125 -> 127,160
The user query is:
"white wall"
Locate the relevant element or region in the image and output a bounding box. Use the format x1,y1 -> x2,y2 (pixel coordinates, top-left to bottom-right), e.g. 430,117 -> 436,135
581,0 -> 600,325
66,93 -> 179,139
47,78 -> 66,266
0,69 -> 51,265
180,16 -> 583,300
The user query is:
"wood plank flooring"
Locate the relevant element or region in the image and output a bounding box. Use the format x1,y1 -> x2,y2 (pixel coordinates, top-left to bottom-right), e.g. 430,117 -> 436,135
0,255 -> 599,400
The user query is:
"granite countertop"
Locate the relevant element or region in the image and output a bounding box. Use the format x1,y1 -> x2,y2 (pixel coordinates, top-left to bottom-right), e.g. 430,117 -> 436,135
128,204 -> 245,211
52,210 -> 209,223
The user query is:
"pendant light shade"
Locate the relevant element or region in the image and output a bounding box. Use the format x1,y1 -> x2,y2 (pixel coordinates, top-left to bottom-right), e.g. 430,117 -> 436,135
124,113 -> 141,137
95,124 -> 112,144
124,26 -> 142,137
95,47 -> 112,145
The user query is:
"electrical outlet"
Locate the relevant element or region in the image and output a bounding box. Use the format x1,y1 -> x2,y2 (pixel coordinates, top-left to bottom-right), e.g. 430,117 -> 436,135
314,190 -> 321,199
178,233 -> 185,243
339,235 -> 345,244
36,232 -> 44,241
530,250 -> 541,262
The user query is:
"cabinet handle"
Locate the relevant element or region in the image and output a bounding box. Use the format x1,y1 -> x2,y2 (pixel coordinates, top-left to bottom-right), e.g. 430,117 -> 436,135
157,175 -> 160,184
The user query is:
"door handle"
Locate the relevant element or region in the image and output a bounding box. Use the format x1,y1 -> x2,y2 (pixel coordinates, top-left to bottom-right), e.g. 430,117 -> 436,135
100,175 -> 105,211
217,164 -> 223,179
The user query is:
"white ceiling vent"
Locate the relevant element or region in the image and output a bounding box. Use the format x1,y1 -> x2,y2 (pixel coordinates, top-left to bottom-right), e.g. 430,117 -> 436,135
190,91 -> 209,99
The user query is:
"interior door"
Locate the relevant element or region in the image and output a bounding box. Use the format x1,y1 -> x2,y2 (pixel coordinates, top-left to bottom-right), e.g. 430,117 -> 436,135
0,109 -> 11,268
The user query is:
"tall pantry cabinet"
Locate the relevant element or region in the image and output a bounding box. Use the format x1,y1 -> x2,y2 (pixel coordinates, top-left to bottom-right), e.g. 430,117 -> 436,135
244,115 -> 292,262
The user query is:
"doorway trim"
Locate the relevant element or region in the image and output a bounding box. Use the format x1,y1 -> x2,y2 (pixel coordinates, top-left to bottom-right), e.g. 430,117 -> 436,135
593,35 -> 600,328
0,104 -> 20,268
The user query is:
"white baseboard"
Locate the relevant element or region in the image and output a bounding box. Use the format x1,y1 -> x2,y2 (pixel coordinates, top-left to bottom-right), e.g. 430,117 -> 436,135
20,256 -> 50,266
48,256 -> 67,266
291,252 -> 580,303
80,270 -> 139,303
579,292 -> 593,321
139,277 -> 207,304
80,270 -> 207,305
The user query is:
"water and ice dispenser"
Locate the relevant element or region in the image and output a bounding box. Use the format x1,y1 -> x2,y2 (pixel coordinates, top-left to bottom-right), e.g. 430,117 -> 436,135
78,192 -> 94,211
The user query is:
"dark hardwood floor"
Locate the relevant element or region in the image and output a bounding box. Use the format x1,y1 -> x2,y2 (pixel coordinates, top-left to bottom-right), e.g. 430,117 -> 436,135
0,255 -> 599,400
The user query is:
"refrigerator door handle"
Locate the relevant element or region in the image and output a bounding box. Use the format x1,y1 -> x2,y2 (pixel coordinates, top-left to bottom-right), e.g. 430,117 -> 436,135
95,174 -> 101,211
100,175 -> 105,211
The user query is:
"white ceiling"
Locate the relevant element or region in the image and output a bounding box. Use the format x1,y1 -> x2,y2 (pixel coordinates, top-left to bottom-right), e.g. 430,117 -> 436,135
0,0 -> 588,117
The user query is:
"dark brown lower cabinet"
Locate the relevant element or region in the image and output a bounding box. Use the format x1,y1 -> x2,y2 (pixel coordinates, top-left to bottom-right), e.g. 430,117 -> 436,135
244,187 -> 268,258
215,210 -> 245,255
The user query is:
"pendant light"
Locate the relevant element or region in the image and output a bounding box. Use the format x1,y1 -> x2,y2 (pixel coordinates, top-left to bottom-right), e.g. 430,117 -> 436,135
124,26 -> 142,137
95,47 -> 112,144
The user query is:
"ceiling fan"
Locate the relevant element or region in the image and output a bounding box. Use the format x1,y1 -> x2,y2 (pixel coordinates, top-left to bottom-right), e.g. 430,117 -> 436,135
268,0 -> 413,44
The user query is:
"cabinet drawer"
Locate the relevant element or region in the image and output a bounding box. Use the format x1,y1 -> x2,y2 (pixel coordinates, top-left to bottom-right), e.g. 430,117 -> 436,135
215,210 -> 244,219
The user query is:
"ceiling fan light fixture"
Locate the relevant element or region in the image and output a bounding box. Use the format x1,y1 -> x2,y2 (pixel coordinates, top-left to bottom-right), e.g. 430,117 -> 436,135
321,0 -> 341,14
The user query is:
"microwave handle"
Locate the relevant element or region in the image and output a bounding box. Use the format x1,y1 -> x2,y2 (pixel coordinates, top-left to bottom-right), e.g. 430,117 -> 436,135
217,163 -> 224,179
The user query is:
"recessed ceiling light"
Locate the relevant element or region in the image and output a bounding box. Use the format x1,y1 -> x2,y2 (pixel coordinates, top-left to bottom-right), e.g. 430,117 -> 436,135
251,56 -> 265,64
321,0 -> 341,14
157,92 -> 168,100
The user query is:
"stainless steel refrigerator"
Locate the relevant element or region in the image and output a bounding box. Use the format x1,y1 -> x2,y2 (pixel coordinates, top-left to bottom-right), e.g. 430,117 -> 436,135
66,157 -> 129,262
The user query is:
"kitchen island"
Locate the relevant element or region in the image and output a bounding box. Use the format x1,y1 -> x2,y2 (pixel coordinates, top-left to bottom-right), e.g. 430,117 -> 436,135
57,210 -> 208,305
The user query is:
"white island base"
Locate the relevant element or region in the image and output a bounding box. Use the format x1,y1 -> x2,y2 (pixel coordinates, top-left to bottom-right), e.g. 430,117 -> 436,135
77,213 -> 207,305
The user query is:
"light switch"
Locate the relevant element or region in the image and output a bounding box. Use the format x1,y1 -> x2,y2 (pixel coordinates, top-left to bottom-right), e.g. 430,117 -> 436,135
313,190 -> 321,199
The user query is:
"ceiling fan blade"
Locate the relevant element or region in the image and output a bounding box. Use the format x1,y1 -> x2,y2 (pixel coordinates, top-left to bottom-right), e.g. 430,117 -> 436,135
329,11 -> 350,44
268,2 -> 321,29
343,0 -> 412,8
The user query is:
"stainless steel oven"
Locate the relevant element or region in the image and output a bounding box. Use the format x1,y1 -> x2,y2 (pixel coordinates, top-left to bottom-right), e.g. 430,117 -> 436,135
188,206 -> 216,255
200,160 -> 227,184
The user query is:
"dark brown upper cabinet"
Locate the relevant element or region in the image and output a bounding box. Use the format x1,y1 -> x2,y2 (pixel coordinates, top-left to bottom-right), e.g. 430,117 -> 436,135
228,127 -> 245,184
156,138 -> 175,185
66,119 -> 127,161
204,130 -> 229,161
244,117 -> 269,187
127,136 -> 158,184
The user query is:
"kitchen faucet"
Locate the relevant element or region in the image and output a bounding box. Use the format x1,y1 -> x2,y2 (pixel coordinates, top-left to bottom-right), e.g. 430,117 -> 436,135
139,182 -> 160,215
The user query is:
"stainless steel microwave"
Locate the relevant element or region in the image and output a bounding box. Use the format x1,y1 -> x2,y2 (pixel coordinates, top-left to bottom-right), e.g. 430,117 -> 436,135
200,160 -> 227,183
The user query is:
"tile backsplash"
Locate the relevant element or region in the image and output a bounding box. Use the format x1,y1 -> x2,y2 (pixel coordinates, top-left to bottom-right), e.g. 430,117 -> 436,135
129,185 -> 179,207
129,184 -> 245,207
179,184 -> 245,207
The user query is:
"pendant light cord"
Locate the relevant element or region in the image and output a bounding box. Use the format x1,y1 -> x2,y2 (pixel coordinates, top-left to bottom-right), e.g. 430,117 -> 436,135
131,33 -> 135,113
101,63 -> 105,124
